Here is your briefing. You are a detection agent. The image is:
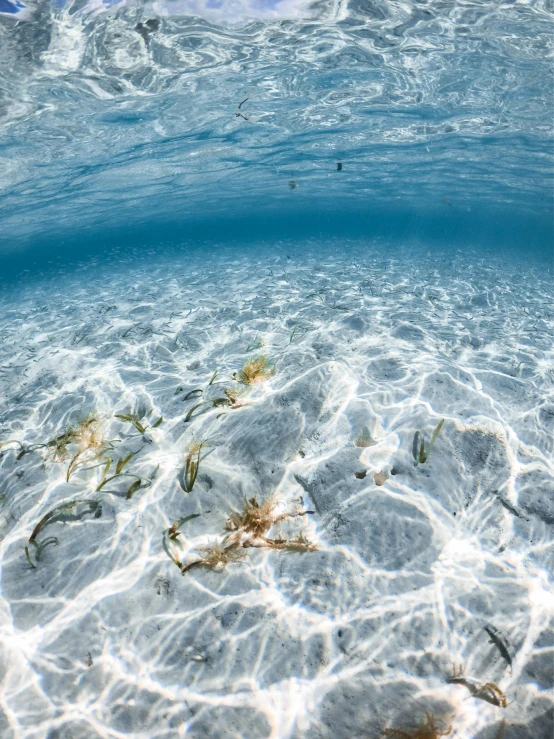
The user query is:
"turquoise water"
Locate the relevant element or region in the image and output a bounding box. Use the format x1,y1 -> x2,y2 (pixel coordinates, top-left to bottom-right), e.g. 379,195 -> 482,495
0,3 -> 553,739
0,0 -> 552,261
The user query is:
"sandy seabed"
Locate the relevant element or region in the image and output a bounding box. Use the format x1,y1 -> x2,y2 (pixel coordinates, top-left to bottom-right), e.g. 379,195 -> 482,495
0,242 -> 552,739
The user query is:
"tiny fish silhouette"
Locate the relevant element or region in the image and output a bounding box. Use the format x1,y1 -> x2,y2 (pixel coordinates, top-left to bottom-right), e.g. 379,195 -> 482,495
485,625 -> 513,670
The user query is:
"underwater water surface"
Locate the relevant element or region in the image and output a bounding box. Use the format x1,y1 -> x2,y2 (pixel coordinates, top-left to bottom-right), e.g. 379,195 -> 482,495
0,2 -> 553,738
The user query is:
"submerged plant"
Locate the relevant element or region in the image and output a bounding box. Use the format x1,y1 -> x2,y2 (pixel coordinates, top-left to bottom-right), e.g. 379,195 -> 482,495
95,445 -> 158,499
446,665 -> 508,707
25,498 -> 102,568
235,355 -> 275,385
44,414 -> 115,481
180,538 -> 247,574
182,439 -> 211,493
381,711 -> 452,739
175,496 -> 316,576
226,495 -> 282,539
246,335 -> 265,352
289,324 -> 301,344
182,371 -> 225,422
259,531 -> 317,552
47,414 -> 106,463
305,291 -> 325,304
211,386 -> 250,419
182,371 -> 218,401
225,496 -> 316,550
0,439 -> 36,460
162,513 -> 201,568
413,418 -> 445,465
115,411 -> 162,434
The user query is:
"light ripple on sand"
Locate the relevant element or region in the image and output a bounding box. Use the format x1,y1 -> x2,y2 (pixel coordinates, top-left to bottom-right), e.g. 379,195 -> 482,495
0,242 -> 552,738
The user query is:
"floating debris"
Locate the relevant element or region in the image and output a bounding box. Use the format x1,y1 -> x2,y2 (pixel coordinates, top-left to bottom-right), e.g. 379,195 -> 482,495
236,97 -> 249,121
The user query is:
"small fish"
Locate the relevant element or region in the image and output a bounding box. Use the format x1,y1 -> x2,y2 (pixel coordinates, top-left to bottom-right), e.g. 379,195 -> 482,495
485,625 -> 513,671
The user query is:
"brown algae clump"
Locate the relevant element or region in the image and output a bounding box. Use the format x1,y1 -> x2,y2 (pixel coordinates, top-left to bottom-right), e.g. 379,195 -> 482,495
235,355 -> 275,385
382,711 -> 452,738
46,414 -> 113,481
180,539 -> 247,574
175,496 -> 316,575
47,414 -> 106,463
226,495 -> 283,539
446,665 -> 508,707
225,496 -> 316,551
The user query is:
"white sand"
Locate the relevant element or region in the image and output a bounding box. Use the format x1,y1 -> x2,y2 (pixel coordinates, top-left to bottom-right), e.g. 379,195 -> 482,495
0,242 -> 552,738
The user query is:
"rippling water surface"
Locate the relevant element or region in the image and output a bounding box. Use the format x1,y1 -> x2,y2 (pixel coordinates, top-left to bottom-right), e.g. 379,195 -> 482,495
0,0 -> 552,248
0,3 -> 553,739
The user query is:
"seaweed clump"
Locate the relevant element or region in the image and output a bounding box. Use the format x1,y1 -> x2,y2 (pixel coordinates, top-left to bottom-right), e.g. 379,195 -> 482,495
166,496 -> 316,575
46,414 -> 113,481
47,414 -> 106,463
225,496 -> 316,551
235,355 -> 275,385
382,711 -> 452,738
446,665 -> 508,707
180,539 -> 247,574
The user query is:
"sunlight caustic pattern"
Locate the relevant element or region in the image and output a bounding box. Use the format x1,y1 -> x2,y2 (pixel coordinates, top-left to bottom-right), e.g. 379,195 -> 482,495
0,243 -> 552,737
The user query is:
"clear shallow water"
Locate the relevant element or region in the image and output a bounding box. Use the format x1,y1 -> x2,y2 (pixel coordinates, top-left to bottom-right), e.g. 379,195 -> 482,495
0,3 -> 553,739
0,243 -> 553,739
